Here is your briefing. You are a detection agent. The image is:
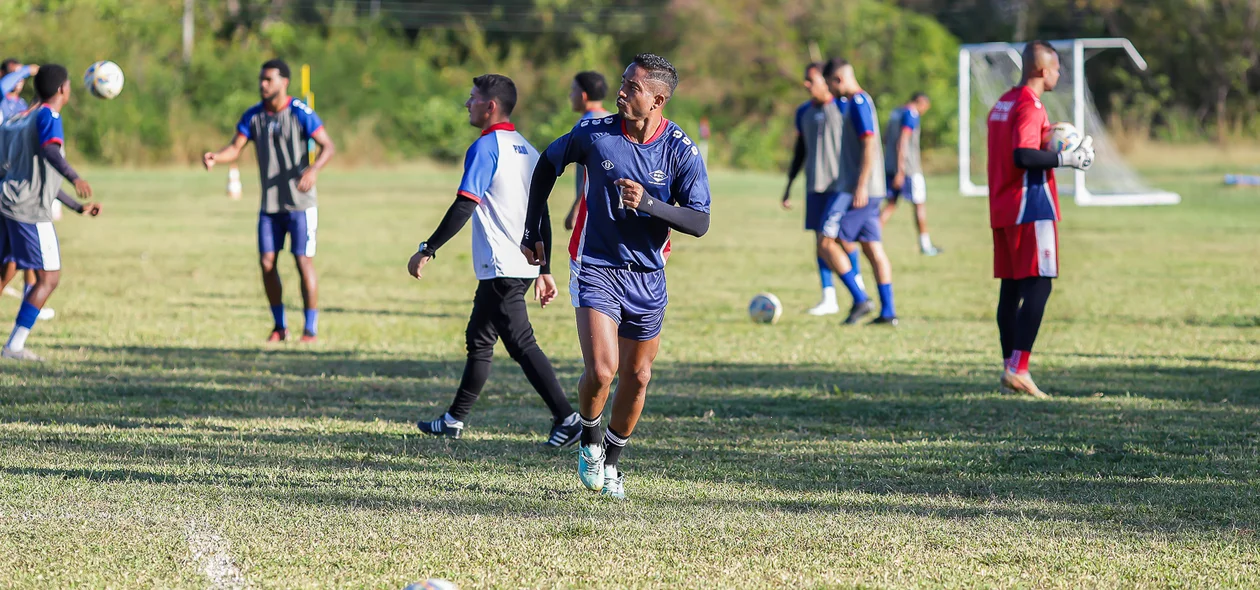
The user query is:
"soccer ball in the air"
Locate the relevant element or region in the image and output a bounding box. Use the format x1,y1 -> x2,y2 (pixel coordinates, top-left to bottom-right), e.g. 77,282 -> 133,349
84,61 -> 125,99
403,580 -> 458,590
748,293 -> 782,324
1045,122 -> 1082,153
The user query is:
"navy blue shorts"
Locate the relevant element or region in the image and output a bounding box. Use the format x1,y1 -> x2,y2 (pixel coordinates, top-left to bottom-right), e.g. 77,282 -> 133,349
0,216 -> 60,271
259,208 -> 318,257
569,261 -> 667,341
805,191 -> 840,232
821,192 -> 884,243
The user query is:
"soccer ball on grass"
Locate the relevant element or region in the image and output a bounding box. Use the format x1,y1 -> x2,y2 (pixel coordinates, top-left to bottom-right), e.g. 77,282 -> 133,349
748,293 -> 782,324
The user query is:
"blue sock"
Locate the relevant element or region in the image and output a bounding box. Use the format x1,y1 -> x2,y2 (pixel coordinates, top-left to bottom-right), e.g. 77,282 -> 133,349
15,301 -> 40,329
817,257 -> 834,289
840,270 -> 869,303
304,308 -> 319,335
878,283 -> 896,318
848,250 -> 861,275
270,304 -> 286,330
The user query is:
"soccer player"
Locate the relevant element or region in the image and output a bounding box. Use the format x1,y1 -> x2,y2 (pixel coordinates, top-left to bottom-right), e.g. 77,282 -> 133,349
406,74 -> 581,447
521,54 -> 711,500
562,71 -> 612,231
880,92 -> 942,256
987,41 -> 1093,398
0,65 -> 95,361
0,60 -> 37,122
816,58 -> 898,325
203,59 -> 336,343
782,62 -> 866,316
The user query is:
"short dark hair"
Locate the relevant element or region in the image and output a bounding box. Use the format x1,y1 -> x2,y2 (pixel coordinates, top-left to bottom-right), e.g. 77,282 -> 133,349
33,64 -> 68,101
803,62 -> 823,80
1,59 -> 19,75
821,58 -> 850,80
472,73 -> 518,116
1022,40 -> 1058,72
631,53 -> 678,97
261,59 -> 291,79
909,91 -> 929,103
573,71 -> 608,101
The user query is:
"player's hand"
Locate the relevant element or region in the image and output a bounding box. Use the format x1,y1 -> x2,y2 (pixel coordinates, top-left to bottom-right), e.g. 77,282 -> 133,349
563,210 -> 576,231
83,202 -> 103,217
534,274 -> 558,308
202,152 -> 216,171
893,172 -> 905,190
27,65 -> 38,75
1058,136 -> 1095,171
781,191 -> 792,210
521,241 -> 546,267
852,186 -> 869,209
72,179 -> 92,199
615,178 -> 645,209
297,168 -> 318,192
407,252 -> 431,279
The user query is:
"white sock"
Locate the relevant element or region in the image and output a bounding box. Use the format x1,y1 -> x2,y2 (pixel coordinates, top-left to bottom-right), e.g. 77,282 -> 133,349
7,326 -> 31,351
919,233 -> 933,251
821,286 -> 837,304
442,412 -> 464,428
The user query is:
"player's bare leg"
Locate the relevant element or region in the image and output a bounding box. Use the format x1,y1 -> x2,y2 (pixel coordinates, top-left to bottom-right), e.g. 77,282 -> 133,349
879,199 -> 898,226
0,261 -> 17,296
4,269 -> 59,361
260,252 -> 287,341
599,335 -> 659,500
294,254 -> 318,342
574,308 -> 619,491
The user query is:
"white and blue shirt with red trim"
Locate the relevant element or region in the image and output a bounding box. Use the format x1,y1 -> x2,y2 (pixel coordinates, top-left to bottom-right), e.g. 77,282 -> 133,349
546,115 -> 711,272
458,122 -> 541,280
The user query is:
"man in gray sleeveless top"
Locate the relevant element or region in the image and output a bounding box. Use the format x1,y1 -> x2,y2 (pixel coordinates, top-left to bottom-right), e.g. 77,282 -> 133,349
880,92 -> 941,255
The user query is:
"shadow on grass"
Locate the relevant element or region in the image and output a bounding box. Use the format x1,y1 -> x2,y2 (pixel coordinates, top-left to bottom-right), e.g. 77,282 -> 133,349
2,344 -> 1258,535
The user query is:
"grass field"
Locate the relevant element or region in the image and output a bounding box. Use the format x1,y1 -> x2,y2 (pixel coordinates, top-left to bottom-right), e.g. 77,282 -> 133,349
1,160 -> 1258,588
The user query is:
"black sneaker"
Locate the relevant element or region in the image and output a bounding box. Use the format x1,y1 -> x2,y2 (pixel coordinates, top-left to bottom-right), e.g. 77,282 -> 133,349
870,315 -> 899,327
543,418 -> 582,448
417,417 -> 463,439
843,300 -> 875,325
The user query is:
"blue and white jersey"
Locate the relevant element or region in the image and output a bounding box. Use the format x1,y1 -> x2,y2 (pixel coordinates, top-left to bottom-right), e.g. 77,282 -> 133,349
575,108 -> 612,199
544,115 -> 711,271
458,122 -> 541,280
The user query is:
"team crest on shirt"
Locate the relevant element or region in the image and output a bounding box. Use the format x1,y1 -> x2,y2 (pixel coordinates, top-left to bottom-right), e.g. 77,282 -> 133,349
648,169 -> 668,185
602,160 -> 615,170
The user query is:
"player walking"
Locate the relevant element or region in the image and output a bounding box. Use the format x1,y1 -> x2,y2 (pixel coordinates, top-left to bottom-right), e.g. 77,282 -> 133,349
203,59 -> 336,343
521,54 -> 711,500
782,62 -> 866,316
407,74 -> 581,447
880,92 -> 941,256
986,41 -> 1094,397
818,58 -> 898,325
562,71 -> 612,231
0,65 -> 96,361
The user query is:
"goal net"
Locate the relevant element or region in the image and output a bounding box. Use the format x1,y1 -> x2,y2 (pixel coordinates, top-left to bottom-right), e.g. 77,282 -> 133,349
958,38 -> 1180,206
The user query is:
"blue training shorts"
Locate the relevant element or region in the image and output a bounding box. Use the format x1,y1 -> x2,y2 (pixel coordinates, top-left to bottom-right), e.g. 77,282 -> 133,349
0,215 -> 60,271
821,192 -> 884,243
569,260 -> 668,341
805,191 -> 840,232
258,207 -> 318,257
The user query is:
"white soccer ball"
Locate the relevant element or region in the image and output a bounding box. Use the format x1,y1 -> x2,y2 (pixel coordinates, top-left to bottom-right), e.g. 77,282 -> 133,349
1045,122 -> 1082,153
748,293 -> 782,324
83,60 -> 124,99
403,580 -> 458,590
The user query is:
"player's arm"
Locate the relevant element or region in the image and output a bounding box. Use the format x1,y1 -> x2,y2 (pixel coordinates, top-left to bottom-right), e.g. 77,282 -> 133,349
895,111 -> 914,187
410,139 -> 496,279
782,134 -> 805,208
55,189 -> 102,216
0,65 -> 34,95
204,133 -> 249,169
1010,104 -> 1093,171
851,96 -> 877,208
523,131 -> 582,267
35,109 -> 91,198
620,143 -> 712,238
297,127 -> 336,192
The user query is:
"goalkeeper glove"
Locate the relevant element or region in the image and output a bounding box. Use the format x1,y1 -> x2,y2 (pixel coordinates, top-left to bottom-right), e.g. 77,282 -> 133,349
1058,135 -> 1095,171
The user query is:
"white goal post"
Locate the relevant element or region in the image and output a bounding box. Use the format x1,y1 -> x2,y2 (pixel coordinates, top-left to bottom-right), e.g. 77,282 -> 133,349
958,38 -> 1180,206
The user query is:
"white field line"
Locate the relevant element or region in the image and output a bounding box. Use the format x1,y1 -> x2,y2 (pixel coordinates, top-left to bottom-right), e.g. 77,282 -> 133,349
185,518 -> 251,590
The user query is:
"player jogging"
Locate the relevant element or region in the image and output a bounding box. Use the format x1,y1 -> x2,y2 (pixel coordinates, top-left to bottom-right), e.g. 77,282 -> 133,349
203,59 -> 336,343
562,71 -> 612,231
880,92 -> 941,256
818,58 -> 898,326
521,54 -> 711,500
406,74 -> 581,447
986,41 -> 1094,398
0,65 -> 96,361
783,62 -> 867,317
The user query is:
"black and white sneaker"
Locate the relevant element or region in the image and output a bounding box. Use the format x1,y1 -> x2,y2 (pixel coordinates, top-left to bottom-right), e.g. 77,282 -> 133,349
870,315 -> 899,327
417,417 -> 463,439
543,418 -> 582,448
843,300 -> 875,325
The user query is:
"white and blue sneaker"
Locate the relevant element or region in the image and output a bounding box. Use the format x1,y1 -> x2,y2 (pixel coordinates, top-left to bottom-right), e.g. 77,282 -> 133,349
578,444 -> 604,491
600,466 -> 625,500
